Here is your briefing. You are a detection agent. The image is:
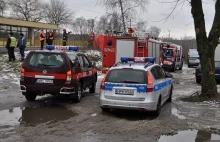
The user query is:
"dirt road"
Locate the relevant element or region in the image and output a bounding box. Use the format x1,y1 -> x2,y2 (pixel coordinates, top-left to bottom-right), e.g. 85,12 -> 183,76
0,65 -> 220,142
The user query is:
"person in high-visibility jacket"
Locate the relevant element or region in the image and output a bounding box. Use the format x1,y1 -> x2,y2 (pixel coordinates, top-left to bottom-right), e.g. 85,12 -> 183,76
48,30 -> 54,45
17,33 -> 27,61
5,32 -> 16,62
39,30 -> 45,50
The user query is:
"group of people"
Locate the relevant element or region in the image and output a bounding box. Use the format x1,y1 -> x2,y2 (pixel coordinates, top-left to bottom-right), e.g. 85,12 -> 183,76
40,29 -> 71,50
5,29 -> 71,62
5,32 -> 26,62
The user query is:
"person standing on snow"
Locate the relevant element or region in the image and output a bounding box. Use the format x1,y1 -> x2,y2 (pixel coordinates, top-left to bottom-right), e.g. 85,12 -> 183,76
48,30 -> 54,45
62,29 -> 71,46
17,33 -> 27,61
39,30 -> 45,50
5,32 -> 16,62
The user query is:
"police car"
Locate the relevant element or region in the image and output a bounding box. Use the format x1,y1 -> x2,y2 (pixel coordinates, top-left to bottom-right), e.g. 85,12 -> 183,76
99,57 -> 173,116
20,46 -> 97,103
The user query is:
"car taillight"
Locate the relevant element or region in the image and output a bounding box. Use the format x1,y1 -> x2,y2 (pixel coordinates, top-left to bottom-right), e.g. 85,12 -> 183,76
20,68 -> 25,81
146,71 -> 154,92
66,70 -> 72,84
100,76 -> 106,90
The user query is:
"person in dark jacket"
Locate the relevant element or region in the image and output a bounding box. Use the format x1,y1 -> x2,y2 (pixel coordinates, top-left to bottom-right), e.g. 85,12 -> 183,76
5,32 -> 16,62
62,29 -> 71,46
48,30 -> 54,45
46,32 -> 49,45
17,33 -> 27,61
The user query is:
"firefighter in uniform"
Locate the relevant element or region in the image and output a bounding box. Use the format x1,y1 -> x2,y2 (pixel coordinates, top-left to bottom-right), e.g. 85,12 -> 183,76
6,32 -> 16,62
40,30 -> 45,50
48,30 -> 54,45
63,29 -> 68,46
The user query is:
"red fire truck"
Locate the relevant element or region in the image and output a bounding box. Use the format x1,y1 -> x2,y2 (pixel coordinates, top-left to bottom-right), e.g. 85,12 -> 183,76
93,33 -> 164,74
160,43 -> 184,71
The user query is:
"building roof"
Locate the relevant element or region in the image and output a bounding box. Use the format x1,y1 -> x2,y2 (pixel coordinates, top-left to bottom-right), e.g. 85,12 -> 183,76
0,17 -> 58,30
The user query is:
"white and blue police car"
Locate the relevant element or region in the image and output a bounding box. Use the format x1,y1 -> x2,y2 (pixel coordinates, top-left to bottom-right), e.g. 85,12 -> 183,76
99,57 -> 173,116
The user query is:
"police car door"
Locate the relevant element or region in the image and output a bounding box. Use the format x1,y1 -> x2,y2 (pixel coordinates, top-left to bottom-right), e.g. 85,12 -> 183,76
154,66 -> 167,103
158,66 -> 170,99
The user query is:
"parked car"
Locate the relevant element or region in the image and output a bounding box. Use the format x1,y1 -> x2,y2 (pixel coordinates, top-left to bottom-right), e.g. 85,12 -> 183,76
20,46 -> 97,102
100,57 -> 173,116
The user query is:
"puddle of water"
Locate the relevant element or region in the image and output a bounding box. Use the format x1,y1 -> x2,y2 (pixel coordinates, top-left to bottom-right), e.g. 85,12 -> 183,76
159,129 -> 220,142
0,104 -> 77,127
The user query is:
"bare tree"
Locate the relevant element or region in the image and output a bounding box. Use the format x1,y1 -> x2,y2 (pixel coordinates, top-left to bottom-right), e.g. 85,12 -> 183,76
159,0 -> 220,97
87,19 -> 95,32
147,26 -> 161,38
135,20 -> 148,32
8,0 -> 43,21
96,15 -> 109,34
99,0 -> 149,32
44,0 -> 74,25
0,0 -> 7,16
72,17 -> 89,35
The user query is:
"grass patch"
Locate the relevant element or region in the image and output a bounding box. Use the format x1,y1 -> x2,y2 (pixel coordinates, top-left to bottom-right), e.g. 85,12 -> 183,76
0,86 -> 9,90
181,93 -> 220,102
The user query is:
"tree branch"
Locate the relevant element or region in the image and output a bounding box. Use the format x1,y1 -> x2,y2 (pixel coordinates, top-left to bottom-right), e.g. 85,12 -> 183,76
208,0 -> 220,49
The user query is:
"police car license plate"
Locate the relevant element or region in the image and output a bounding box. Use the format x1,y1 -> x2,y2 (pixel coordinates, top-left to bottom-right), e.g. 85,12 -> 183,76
36,79 -> 53,84
115,89 -> 134,95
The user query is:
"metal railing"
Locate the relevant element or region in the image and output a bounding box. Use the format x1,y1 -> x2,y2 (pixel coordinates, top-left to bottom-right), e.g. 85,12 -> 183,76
0,38 -> 89,47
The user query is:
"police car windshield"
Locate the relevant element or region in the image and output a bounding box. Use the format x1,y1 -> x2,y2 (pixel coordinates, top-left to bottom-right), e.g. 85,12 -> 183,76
105,69 -> 146,84
28,53 -> 65,68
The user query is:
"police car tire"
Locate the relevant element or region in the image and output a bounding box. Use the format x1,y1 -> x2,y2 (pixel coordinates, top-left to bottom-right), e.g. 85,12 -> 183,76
153,97 -> 161,117
89,82 -> 96,94
167,86 -> 173,102
72,85 -> 82,103
25,93 -> 37,101
101,108 -> 110,112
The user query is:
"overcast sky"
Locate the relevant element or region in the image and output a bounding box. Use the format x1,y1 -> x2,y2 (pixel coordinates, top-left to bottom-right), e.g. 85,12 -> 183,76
63,0 -> 215,39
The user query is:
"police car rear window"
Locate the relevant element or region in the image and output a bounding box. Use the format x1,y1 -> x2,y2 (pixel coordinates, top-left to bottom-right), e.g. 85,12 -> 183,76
28,53 -> 65,68
105,69 -> 146,84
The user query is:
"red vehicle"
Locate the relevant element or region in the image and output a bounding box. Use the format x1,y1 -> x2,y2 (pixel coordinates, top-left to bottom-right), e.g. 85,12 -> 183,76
93,34 -> 162,74
19,46 -> 97,102
161,43 -> 184,71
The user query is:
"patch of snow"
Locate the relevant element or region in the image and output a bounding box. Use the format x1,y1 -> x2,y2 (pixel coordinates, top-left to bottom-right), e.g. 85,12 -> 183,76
85,50 -> 101,57
172,107 -> 186,120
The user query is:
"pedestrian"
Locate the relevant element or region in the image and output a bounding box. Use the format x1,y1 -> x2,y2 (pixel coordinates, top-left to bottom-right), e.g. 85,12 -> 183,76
48,30 -> 54,45
46,32 -> 49,45
62,29 -> 71,46
39,30 -> 45,50
5,32 -> 16,62
62,29 -> 68,46
17,33 -> 27,61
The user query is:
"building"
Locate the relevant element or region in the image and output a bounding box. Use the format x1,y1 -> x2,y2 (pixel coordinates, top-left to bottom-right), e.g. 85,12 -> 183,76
0,17 -> 58,46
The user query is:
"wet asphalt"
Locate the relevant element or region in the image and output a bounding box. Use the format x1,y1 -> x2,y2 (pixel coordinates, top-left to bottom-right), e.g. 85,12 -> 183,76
0,65 -> 220,142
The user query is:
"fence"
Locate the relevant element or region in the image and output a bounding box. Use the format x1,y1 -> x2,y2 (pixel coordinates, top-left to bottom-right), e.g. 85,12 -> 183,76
0,38 -> 89,47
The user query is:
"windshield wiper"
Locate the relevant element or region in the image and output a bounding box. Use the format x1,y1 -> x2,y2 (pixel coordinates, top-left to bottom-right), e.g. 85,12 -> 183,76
38,64 -> 56,67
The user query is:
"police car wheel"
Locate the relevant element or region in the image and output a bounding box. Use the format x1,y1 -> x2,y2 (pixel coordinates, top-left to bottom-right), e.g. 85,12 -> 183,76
89,82 -> 96,94
101,107 -> 110,112
25,93 -> 37,101
71,85 -> 82,103
153,97 -> 161,117
167,86 -> 173,102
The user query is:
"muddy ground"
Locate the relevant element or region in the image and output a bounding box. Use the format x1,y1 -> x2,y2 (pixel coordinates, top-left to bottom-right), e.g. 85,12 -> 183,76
0,57 -> 220,141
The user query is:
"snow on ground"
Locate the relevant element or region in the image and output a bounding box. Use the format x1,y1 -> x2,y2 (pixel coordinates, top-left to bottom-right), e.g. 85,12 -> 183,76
84,50 -> 101,57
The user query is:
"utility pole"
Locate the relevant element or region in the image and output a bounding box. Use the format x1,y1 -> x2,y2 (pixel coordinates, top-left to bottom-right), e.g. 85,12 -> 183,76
168,30 -> 170,39
130,19 -> 131,28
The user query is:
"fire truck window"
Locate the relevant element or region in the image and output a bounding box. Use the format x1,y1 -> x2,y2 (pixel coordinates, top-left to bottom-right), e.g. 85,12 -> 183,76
163,49 -> 173,57
83,56 -> 90,67
78,56 -> 84,67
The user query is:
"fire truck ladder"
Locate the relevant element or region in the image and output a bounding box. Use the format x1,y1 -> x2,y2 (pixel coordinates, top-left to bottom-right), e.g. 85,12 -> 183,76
137,37 -> 146,57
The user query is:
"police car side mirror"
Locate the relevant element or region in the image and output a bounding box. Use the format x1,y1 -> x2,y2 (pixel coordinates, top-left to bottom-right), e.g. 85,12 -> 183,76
165,73 -> 173,78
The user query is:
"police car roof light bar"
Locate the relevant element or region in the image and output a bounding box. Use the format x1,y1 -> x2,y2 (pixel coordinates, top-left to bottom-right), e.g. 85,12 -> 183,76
120,57 -> 155,64
46,45 -> 78,51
